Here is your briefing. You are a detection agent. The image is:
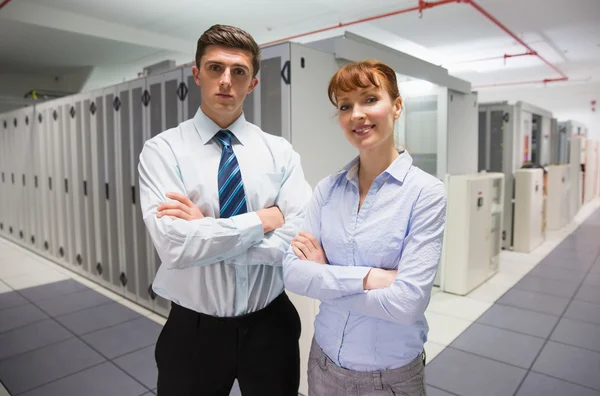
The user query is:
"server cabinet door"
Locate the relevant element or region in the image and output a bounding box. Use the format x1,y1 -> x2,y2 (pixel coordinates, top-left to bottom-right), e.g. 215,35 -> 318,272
7,112 -> 18,242
0,115 -> 8,236
60,100 -> 76,267
50,102 -> 69,263
91,91 -> 110,284
22,108 -> 35,246
38,105 -> 54,256
9,112 -> 18,242
31,107 -> 43,251
103,86 -> 122,292
116,81 -> 136,300
4,113 -> 16,239
145,69 -> 183,315
182,66 -> 202,122
81,94 -> 97,274
252,44 -> 291,141
130,78 -> 151,308
68,98 -> 87,272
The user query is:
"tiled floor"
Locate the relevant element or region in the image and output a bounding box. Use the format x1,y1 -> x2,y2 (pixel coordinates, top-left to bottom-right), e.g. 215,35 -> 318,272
0,198 -> 599,396
426,203 -> 600,396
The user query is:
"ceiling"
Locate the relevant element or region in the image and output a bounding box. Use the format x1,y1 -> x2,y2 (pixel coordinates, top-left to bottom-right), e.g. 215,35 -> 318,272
0,0 -> 599,92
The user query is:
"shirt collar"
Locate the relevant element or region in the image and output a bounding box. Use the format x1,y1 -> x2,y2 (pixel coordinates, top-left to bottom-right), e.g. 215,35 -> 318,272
344,150 -> 413,184
192,106 -> 249,146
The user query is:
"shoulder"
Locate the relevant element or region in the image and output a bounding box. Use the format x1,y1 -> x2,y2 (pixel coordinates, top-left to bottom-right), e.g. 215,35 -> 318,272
406,167 -> 447,207
140,119 -> 194,158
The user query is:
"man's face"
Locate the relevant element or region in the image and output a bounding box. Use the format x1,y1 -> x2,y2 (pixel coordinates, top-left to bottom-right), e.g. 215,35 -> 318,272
192,45 -> 258,125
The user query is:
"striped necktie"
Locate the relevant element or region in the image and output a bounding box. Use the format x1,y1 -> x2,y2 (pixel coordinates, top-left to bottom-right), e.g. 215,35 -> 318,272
215,129 -> 247,218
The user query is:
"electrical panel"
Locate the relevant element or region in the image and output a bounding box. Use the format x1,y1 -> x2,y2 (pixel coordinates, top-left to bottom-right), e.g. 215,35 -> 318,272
546,165 -> 571,231
513,169 -> 545,253
438,172 -> 504,295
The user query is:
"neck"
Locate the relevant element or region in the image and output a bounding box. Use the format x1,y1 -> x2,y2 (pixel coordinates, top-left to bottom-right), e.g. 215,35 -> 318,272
201,103 -> 242,129
358,138 -> 400,185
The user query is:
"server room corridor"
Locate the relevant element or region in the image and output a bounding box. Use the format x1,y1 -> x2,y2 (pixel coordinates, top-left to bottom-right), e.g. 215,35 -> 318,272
0,201 -> 599,396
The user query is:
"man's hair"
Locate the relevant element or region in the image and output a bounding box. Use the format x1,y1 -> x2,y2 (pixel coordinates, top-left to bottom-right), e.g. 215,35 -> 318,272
195,24 -> 261,77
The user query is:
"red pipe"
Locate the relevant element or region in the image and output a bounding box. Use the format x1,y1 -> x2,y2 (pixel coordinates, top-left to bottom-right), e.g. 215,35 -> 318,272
259,0 -> 568,87
454,51 -> 537,64
0,0 -> 13,10
463,0 -> 567,80
474,77 -> 568,89
260,0 -> 461,47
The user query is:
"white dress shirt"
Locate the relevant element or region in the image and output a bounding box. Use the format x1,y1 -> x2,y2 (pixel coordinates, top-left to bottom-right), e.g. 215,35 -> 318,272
138,107 -> 311,317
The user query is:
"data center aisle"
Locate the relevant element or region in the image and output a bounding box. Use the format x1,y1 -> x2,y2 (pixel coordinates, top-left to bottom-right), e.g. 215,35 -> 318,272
0,204 -> 599,396
426,207 -> 600,396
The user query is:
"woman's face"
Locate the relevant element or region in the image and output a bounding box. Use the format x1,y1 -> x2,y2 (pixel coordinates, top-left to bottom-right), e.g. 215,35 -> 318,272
335,82 -> 402,153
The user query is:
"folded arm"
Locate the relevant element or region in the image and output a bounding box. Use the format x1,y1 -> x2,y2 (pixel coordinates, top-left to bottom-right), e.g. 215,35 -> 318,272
139,137 -> 265,269
326,183 -> 447,326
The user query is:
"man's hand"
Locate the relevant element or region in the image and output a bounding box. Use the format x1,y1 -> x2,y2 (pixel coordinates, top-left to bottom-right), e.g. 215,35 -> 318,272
292,232 -> 329,264
257,206 -> 284,234
156,192 -> 204,221
363,268 -> 398,290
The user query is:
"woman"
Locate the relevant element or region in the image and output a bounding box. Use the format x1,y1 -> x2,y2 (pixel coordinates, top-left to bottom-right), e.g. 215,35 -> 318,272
282,60 -> 447,396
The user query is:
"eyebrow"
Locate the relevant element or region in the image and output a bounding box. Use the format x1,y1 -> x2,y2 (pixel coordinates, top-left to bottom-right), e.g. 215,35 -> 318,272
337,88 -> 379,101
205,61 -> 250,71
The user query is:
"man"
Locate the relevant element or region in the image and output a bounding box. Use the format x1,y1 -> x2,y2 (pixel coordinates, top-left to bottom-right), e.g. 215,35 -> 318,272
138,24 -> 311,395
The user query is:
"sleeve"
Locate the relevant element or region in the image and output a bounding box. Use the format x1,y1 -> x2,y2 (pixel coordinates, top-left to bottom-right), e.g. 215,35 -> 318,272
282,176 -> 372,300
243,140 -> 314,266
138,137 -> 265,270
325,182 -> 447,325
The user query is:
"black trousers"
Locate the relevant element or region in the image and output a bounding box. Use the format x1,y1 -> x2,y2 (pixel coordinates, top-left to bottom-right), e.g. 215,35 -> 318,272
155,292 -> 301,396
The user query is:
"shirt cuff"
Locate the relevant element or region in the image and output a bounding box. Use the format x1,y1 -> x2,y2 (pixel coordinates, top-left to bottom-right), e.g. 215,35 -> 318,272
231,211 -> 264,247
338,266 -> 372,296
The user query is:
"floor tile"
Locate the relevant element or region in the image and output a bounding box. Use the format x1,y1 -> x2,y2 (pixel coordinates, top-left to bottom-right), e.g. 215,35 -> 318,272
424,342 -> 446,364
0,338 -> 105,394
0,319 -> 72,361
56,302 -> 142,336
35,288 -> 113,317
0,303 -> 48,333
426,386 -> 456,396
19,361 -> 148,396
17,279 -> 89,302
528,266 -> 588,284
113,345 -> 157,389
497,288 -> 571,316
0,281 -> 11,294
82,316 -> 162,359
575,285 -> 600,305
2,268 -> 68,290
450,323 -> 545,368
550,317 -> 600,353
584,272 -> 600,288
477,304 -> 559,339
425,348 -> 527,396
426,293 -> 492,321
513,274 -> 580,298
564,300 -> 600,326
533,341 -> 600,391
517,371 -> 600,396
0,290 -> 29,311
466,281 -> 511,303
424,312 -> 473,346
541,248 -> 598,268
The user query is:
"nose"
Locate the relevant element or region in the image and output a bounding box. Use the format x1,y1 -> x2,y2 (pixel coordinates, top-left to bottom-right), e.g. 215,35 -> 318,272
220,68 -> 232,87
351,105 -> 365,121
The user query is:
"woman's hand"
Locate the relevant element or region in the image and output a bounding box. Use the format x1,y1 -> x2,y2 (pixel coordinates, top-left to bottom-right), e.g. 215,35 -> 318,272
363,268 -> 398,290
292,232 -> 329,264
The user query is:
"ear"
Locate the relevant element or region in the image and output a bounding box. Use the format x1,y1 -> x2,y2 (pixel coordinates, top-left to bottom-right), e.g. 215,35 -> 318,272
192,65 -> 201,87
393,97 -> 403,120
247,76 -> 259,94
